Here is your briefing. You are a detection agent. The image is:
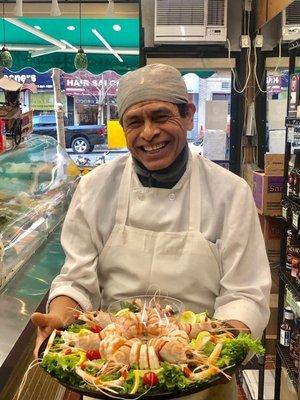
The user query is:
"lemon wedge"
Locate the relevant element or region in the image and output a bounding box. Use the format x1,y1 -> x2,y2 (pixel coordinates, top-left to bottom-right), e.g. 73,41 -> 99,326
115,308 -> 130,317
76,351 -> 87,366
180,310 -> 197,324
194,331 -> 211,350
130,370 -> 140,394
196,312 -> 207,323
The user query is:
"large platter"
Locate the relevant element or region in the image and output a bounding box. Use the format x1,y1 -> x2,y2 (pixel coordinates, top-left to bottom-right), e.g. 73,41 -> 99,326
38,337 -> 240,399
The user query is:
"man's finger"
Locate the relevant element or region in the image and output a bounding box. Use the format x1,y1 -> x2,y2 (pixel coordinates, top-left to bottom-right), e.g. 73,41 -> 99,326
33,335 -> 45,359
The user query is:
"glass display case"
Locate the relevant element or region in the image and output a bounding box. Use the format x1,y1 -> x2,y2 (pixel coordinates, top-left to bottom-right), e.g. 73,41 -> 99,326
0,135 -> 80,289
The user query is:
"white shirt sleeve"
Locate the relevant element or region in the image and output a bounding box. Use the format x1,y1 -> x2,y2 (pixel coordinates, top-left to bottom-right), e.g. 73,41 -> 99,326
213,181 -> 271,339
47,178 -> 101,312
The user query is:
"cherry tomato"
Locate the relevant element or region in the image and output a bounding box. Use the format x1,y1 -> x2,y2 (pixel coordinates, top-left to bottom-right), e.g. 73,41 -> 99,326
143,372 -> 159,387
86,350 -> 101,360
183,366 -> 192,378
90,325 -> 102,333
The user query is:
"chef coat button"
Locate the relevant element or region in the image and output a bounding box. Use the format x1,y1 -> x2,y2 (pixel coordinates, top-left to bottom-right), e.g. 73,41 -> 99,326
169,193 -> 176,201
138,192 -> 145,200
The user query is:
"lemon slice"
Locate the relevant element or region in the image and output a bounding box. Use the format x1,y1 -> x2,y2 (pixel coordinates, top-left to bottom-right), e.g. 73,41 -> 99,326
180,311 -> 197,324
130,370 -> 140,394
196,312 -> 207,323
194,330 -> 211,349
115,308 -> 130,317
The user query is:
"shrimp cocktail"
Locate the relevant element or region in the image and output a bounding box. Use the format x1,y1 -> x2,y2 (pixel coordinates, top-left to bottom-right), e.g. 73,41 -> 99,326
30,297 -> 265,399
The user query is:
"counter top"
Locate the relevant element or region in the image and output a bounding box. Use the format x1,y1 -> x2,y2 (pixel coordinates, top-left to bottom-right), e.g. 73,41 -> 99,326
0,227 -> 64,369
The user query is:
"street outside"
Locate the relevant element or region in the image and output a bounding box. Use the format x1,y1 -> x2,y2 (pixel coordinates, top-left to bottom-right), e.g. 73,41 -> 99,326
67,145 -> 128,168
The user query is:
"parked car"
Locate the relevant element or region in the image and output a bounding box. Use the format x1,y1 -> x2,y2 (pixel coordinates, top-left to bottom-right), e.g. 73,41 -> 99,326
32,114 -> 106,154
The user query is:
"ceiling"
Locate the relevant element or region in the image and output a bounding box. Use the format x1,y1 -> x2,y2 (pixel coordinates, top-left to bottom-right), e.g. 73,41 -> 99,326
1,16 -> 140,74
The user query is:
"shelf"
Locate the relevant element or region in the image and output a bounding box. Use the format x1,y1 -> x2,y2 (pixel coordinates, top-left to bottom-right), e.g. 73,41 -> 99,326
276,344 -> 299,392
279,269 -> 300,300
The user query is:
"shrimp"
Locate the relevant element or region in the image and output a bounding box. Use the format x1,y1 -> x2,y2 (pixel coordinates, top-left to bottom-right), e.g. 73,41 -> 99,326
99,335 -> 126,359
100,323 -> 123,339
60,330 -> 101,351
101,338 -> 141,374
176,319 -> 227,339
115,312 -> 145,338
77,310 -> 114,328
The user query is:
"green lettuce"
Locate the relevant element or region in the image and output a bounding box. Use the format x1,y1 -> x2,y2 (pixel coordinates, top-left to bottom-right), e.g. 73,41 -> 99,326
42,353 -> 84,388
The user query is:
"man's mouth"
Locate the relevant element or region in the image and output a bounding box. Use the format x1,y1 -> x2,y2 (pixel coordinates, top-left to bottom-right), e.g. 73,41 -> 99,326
141,142 -> 168,153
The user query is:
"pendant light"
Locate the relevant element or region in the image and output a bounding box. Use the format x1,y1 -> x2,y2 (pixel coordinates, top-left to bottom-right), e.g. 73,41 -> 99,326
1,3 -> 12,68
74,0 -> 88,70
14,0 -> 23,17
50,0 -> 61,17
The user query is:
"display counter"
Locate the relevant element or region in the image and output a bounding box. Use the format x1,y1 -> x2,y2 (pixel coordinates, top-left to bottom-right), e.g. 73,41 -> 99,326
0,136 -> 80,399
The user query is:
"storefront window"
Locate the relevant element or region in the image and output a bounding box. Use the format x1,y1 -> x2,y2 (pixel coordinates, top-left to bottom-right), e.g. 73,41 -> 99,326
183,71 -> 231,161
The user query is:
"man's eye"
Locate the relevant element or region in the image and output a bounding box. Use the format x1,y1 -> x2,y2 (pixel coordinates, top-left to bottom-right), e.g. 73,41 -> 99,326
155,115 -> 169,122
127,121 -> 141,128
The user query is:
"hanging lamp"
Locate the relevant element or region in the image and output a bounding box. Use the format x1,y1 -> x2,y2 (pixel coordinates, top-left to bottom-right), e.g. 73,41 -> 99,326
74,0 -> 88,70
1,3 -> 12,68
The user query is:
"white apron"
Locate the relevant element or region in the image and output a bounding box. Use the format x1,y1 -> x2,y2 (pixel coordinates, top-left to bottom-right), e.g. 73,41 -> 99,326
95,153 -> 237,400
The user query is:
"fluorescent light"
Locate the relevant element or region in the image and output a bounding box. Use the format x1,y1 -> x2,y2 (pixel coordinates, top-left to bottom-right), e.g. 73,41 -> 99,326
60,39 -> 78,51
180,25 -> 186,36
67,26 -> 76,31
5,18 -> 66,50
34,25 -> 42,30
91,28 -> 123,62
31,46 -> 62,58
113,24 -> 121,32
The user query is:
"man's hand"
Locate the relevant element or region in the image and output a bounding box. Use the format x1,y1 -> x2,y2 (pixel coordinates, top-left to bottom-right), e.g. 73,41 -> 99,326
31,312 -> 63,358
226,320 -> 250,334
31,295 -> 80,358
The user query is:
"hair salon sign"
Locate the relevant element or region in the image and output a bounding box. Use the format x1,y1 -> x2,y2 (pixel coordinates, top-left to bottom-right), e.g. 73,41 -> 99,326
63,70 -> 121,97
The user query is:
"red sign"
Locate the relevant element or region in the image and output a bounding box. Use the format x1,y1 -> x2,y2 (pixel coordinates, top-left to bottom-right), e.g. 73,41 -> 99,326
63,70 -> 121,97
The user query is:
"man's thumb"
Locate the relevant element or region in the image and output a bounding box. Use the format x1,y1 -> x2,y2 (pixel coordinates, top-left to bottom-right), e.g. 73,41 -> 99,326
31,312 -> 63,329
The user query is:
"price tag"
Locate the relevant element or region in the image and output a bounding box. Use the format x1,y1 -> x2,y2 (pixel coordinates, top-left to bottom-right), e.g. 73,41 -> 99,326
282,207 -> 288,220
292,211 -> 299,229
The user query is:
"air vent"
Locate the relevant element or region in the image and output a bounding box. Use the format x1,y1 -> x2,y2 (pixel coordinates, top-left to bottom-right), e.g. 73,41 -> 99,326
208,0 -> 225,26
156,0 -> 205,25
285,0 -> 300,25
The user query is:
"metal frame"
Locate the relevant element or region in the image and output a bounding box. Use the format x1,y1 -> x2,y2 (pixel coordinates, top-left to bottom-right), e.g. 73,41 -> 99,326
274,41 -> 300,400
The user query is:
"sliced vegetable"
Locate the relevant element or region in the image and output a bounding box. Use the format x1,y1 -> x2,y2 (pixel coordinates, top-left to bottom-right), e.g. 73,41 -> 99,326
130,370 -> 140,394
180,311 -> 197,324
86,350 -> 101,361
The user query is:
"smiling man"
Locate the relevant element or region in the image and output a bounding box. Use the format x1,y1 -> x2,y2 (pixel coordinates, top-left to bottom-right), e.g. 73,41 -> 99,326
32,64 -> 271,400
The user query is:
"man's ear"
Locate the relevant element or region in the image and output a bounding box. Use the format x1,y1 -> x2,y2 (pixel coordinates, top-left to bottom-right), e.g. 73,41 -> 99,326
186,103 -> 196,131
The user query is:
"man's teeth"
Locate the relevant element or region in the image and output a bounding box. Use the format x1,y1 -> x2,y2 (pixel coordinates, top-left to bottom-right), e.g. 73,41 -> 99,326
143,143 -> 166,151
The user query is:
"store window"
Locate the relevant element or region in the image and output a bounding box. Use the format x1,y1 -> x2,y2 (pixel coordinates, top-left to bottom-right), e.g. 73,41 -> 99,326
183,71 -> 231,162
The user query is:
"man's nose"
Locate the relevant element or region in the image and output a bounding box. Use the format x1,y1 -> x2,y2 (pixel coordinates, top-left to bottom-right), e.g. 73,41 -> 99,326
141,121 -> 160,141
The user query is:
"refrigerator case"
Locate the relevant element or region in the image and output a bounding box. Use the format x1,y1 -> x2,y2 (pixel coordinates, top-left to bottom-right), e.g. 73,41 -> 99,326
0,135 -> 80,289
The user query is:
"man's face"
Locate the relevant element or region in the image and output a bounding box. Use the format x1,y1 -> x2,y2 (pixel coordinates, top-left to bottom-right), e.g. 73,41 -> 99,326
122,100 -> 195,171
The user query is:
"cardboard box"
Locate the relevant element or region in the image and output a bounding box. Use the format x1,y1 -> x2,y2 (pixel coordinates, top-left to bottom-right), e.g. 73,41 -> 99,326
288,74 -> 300,117
259,215 -> 282,271
264,153 -> 284,176
253,172 -> 284,216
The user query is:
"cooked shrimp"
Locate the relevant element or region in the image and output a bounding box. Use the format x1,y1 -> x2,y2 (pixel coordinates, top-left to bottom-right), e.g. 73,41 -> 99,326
99,335 -> 126,359
116,312 -> 145,338
100,323 -> 123,339
61,330 -> 101,351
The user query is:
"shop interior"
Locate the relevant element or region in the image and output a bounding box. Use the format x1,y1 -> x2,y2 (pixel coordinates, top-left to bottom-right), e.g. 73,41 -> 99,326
0,1 -> 300,400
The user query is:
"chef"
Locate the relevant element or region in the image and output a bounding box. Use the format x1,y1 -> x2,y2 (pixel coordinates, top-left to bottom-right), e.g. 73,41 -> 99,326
32,64 -> 271,400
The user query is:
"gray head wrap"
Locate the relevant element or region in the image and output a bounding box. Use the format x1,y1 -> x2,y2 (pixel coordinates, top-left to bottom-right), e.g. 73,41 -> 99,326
117,64 -> 189,121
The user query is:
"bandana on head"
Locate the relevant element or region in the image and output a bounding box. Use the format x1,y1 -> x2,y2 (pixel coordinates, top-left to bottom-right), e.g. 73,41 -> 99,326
117,64 -> 189,122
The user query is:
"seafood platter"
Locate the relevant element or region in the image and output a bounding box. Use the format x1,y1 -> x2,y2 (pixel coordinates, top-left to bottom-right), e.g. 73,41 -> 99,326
39,296 -> 264,399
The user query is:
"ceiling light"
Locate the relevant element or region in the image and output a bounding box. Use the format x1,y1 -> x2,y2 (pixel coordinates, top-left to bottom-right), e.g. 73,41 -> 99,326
34,25 -> 42,30
91,28 -> 123,62
60,39 -> 77,51
5,18 -> 66,49
67,26 -> 76,31
113,24 -> 121,32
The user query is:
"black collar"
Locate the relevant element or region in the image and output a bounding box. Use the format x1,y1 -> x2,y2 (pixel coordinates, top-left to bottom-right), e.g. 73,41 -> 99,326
132,143 -> 189,189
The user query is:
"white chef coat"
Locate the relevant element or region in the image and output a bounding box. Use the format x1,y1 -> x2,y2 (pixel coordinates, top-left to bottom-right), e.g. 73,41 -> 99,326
48,150 -> 271,340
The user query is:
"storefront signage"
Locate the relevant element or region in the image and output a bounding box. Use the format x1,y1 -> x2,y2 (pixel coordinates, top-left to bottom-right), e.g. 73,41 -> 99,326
30,92 -> 54,111
267,75 -> 282,94
63,70 -> 121,97
3,67 -> 53,90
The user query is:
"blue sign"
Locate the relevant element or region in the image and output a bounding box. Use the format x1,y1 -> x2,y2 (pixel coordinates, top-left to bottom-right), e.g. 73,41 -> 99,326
3,67 -> 53,90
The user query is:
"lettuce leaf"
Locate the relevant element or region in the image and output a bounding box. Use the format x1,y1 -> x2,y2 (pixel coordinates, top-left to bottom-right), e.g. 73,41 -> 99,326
216,333 -> 265,368
157,362 -> 191,392
42,354 -> 85,388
